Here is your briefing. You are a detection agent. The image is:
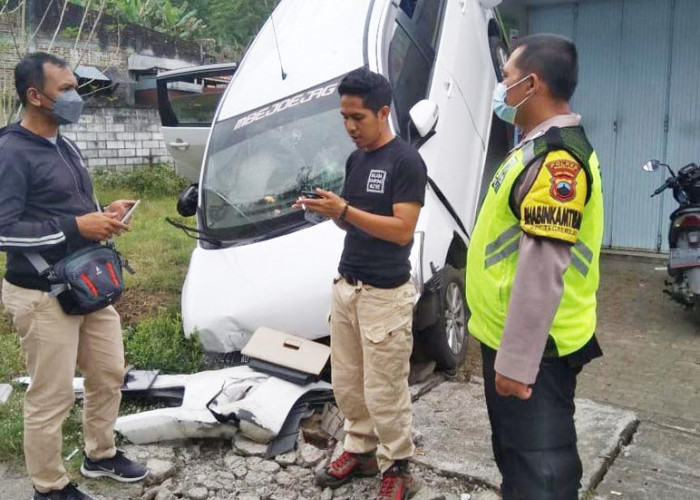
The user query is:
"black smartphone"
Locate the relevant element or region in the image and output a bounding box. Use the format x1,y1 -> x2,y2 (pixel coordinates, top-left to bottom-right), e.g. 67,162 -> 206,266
300,190 -> 323,199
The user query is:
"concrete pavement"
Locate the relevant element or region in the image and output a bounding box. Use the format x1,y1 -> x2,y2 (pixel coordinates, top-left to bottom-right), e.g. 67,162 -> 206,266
593,421 -> 700,500
578,255 -> 700,431
411,378 -> 639,498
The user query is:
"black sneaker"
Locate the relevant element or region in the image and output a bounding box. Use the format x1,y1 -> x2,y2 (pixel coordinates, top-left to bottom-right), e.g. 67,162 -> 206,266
80,450 -> 148,483
33,483 -> 95,500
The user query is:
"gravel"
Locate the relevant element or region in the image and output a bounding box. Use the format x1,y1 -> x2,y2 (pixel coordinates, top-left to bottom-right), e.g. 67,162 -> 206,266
119,432 -> 495,500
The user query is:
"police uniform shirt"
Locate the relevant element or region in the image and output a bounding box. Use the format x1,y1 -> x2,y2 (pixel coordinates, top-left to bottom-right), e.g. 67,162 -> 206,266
495,114 -> 602,385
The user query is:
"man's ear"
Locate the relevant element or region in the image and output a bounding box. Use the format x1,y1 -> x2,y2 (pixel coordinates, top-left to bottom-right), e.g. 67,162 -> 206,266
25,87 -> 42,107
378,105 -> 391,123
528,73 -> 543,96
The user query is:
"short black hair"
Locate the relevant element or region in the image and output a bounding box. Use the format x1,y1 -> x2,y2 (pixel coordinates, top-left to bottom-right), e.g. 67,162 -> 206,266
338,68 -> 393,114
15,52 -> 68,106
514,34 -> 578,101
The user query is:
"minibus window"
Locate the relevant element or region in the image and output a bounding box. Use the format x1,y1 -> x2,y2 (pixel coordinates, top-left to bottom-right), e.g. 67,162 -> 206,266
160,71 -> 233,127
388,24 -> 432,139
413,0 -> 443,49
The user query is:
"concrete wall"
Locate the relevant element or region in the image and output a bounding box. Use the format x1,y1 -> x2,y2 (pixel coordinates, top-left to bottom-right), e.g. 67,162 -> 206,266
62,107 -> 172,170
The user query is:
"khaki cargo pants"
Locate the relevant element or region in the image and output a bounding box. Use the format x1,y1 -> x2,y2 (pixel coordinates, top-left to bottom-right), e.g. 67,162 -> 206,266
1,280 -> 125,493
330,276 -> 416,472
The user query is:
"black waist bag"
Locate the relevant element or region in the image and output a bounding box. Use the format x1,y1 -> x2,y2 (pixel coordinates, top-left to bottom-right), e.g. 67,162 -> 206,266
27,244 -> 126,315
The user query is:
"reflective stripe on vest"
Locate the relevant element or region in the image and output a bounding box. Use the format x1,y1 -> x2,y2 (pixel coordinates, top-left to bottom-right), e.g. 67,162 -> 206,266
466,126 -> 604,357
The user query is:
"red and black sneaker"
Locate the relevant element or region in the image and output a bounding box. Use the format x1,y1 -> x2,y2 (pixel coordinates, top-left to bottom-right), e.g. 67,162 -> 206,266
376,461 -> 420,500
314,450 -> 379,488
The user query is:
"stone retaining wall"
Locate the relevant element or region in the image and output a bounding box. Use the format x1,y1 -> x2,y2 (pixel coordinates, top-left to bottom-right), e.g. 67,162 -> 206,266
62,106 -> 173,170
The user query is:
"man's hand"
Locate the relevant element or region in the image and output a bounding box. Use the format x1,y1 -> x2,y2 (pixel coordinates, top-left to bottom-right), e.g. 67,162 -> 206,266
495,372 -> 533,400
106,199 -> 137,221
292,188 -> 346,219
76,212 -> 130,241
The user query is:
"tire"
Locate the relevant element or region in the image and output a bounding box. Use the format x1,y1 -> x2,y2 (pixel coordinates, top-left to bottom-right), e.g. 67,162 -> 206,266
424,265 -> 469,372
692,296 -> 700,325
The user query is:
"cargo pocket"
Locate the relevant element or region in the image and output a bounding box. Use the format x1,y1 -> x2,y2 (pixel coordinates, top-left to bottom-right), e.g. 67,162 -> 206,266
357,285 -> 409,344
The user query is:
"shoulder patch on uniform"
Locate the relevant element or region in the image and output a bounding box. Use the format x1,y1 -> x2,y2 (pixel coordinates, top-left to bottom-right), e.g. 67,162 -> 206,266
519,150 -> 587,245
545,158 -> 580,203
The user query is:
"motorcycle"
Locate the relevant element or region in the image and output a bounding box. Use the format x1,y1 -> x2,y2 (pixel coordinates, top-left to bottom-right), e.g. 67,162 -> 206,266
643,159 -> 700,314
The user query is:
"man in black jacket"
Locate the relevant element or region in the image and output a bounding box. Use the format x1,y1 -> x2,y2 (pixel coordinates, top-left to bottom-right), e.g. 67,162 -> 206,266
0,52 -> 147,500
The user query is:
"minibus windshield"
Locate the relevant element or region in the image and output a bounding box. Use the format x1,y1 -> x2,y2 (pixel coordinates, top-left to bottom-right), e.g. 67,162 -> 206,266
201,77 -> 354,242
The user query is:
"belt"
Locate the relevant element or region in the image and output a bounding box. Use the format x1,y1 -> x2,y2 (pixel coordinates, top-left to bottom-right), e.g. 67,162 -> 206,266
339,273 -> 359,286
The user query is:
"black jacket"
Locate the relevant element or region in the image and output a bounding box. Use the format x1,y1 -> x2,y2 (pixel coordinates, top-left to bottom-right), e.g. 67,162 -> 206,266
0,124 -> 97,291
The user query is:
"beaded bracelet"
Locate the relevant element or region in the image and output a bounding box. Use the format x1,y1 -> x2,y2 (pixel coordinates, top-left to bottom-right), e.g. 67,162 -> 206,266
339,202 -> 349,221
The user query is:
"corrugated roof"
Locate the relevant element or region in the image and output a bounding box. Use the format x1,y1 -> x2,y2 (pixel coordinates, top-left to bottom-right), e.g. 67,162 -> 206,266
74,65 -> 111,82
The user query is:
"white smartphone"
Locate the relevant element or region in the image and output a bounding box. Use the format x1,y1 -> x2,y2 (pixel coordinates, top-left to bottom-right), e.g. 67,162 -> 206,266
121,200 -> 141,224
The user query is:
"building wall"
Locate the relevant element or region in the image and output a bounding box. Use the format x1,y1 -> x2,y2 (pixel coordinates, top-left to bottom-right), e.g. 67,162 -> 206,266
62,107 -> 172,170
0,0 -> 207,171
501,0 -> 700,252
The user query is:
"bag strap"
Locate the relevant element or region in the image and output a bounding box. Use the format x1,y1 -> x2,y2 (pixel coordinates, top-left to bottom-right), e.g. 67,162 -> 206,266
25,252 -> 69,297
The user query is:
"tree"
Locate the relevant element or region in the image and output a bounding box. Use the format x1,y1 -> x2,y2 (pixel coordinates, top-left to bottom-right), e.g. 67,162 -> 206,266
0,0 -> 206,125
173,0 -> 279,53
0,0 -> 112,124
71,0 -> 206,39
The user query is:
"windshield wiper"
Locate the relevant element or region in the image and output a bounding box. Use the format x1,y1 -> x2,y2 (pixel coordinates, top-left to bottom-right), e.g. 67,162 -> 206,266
207,188 -> 255,223
165,217 -> 224,247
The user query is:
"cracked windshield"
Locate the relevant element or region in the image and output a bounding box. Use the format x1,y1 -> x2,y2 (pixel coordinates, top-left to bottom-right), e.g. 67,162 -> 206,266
202,78 -> 354,241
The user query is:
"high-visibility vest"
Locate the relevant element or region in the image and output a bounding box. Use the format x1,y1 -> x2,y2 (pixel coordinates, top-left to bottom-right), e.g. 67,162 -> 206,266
466,126 -> 604,356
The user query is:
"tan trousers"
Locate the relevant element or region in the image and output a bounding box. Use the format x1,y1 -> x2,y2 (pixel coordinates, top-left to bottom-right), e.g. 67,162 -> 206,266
2,279 -> 125,493
330,277 -> 416,472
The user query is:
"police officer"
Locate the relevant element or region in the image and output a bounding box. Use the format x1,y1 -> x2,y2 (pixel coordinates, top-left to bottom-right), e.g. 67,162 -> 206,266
466,34 -> 604,500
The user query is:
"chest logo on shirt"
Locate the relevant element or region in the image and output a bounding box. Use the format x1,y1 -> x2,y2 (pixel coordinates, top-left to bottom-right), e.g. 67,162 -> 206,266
367,169 -> 387,194
545,159 -> 580,202
491,155 -> 519,193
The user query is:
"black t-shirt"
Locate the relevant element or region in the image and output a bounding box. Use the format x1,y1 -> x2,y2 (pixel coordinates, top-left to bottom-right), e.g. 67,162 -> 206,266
338,137 -> 427,288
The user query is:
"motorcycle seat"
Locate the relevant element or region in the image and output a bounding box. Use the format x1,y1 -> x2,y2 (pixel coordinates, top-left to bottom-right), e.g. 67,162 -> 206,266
670,206 -> 700,221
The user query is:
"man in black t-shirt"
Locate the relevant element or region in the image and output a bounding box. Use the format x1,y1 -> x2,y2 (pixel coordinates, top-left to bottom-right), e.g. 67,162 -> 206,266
298,68 -> 427,500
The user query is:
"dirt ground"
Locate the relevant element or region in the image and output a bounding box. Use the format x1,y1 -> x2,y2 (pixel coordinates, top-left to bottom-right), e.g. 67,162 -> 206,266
465,253 -> 700,431
114,289 -> 178,326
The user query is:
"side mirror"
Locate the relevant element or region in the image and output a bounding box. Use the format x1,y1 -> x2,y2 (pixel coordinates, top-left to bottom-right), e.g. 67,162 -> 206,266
642,160 -> 660,172
176,183 -> 199,217
478,0 -> 503,8
409,100 -> 439,138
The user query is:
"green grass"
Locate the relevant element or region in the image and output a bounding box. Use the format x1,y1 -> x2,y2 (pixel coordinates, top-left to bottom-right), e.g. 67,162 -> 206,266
0,166 -> 202,470
0,313 -> 22,381
98,193 -> 195,296
123,311 -> 204,374
92,164 -> 190,199
0,388 -> 88,471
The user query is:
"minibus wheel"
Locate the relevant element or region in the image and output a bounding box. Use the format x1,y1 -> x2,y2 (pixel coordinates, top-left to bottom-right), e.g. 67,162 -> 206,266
425,265 -> 469,372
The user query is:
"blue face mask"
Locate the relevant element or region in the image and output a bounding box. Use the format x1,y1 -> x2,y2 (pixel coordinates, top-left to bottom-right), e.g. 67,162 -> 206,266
492,74 -> 533,125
